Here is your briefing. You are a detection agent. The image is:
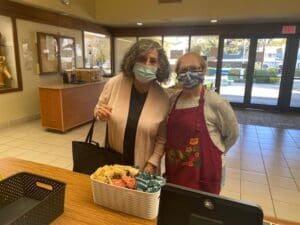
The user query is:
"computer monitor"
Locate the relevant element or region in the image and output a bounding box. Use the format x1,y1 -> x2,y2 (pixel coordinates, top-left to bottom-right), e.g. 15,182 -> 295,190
157,183 -> 264,225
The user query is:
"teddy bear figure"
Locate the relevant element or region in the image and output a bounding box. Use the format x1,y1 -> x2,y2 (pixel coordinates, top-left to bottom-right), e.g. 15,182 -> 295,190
0,56 -> 13,88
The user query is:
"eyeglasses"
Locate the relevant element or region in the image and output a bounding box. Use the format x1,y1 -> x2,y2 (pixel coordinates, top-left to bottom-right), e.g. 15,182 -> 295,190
178,65 -> 203,74
136,55 -> 159,66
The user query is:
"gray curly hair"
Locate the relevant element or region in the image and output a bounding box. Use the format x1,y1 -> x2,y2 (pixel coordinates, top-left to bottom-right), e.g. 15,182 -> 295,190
121,39 -> 170,82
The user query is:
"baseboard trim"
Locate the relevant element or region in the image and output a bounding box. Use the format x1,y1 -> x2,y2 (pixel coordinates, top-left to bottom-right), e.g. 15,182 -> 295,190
0,114 -> 41,129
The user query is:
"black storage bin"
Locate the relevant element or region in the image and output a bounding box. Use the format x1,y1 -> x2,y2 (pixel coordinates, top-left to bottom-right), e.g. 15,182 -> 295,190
0,172 -> 65,225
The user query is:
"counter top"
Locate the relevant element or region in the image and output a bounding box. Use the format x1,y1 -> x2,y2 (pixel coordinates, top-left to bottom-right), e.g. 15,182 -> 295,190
0,157 -> 298,225
0,157 -> 154,225
39,80 -> 107,90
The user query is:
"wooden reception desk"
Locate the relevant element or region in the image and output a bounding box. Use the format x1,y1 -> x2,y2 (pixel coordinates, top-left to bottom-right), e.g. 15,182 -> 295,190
39,81 -> 106,132
0,157 -> 299,225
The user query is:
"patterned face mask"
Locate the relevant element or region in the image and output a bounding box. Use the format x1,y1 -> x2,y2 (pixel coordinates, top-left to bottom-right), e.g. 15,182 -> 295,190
177,71 -> 205,89
133,63 -> 157,83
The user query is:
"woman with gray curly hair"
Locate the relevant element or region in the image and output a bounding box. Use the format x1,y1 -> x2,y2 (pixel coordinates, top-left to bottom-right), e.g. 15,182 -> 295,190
95,39 -> 170,174
121,39 -> 170,82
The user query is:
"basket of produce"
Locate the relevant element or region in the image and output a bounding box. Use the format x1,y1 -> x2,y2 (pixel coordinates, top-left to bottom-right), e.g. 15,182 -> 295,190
0,172 -> 65,225
90,165 -> 165,219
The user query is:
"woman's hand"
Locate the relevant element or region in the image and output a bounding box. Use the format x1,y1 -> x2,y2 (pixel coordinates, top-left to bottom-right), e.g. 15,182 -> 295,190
95,103 -> 112,121
143,162 -> 157,174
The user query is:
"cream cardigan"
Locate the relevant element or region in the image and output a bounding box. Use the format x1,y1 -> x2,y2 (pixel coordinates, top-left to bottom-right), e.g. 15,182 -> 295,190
95,74 -> 169,170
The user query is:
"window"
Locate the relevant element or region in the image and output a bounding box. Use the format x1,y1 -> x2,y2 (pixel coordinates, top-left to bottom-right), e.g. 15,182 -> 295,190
163,36 -> 189,88
138,36 -> 162,45
251,38 -> 286,105
220,38 -> 250,103
84,31 -> 111,76
291,40 -> 300,108
190,35 -> 219,88
114,37 -> 136,74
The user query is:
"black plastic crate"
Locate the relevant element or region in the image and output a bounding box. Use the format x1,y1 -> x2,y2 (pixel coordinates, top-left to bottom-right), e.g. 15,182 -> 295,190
0,172 -> 65,225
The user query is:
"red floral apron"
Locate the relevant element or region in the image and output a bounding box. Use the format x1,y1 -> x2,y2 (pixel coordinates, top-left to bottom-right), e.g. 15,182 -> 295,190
165,87 -> 222,194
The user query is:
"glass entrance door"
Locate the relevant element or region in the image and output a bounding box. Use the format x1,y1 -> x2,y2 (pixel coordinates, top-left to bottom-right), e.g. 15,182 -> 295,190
219,38 -> 287,108
290,40 -> 300,108
251,38 -> 287,106
219,38 -> 250,103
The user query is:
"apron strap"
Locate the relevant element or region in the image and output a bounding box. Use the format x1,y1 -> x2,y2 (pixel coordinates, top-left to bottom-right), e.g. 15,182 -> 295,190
198,85 -> 206,104
170,90 -> 183,113
171,85 -> 205,114
196,85 -> 206,131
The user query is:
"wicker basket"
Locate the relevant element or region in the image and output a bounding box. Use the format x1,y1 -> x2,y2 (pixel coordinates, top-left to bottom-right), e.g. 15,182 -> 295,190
90,175 -> 160,219
0,172 -> 65,225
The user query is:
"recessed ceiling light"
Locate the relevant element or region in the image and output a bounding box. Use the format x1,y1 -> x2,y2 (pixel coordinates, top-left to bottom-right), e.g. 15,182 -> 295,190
210,19 -> 218,23
137,22 -> 143,26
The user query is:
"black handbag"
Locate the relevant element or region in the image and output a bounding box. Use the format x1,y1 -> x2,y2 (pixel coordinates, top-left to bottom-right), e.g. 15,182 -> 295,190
72,118 -> 123,175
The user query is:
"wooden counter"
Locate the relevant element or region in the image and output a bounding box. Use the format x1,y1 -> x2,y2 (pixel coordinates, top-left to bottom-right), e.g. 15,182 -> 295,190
0,157 -> 154,225
0,157 -> 298,225
39,81 -> 105,132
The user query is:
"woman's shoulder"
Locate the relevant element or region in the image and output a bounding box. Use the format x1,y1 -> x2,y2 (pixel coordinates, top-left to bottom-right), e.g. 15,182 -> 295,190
205,88 -> 232,110
168,89 -> 182,107
205,89 -> 226,102
152,82 -> 170,100
170,89 -> 181,100
105,73 -> 132,87
107,73 -> 126,83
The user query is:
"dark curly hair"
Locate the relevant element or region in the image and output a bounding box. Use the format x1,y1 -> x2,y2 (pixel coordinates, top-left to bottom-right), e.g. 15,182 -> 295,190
121,39 -> 170,82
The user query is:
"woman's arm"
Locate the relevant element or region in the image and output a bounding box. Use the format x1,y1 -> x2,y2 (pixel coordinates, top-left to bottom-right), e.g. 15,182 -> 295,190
145,114 -> 168,173
216,99 -> 239,152
94,79 -> 113,121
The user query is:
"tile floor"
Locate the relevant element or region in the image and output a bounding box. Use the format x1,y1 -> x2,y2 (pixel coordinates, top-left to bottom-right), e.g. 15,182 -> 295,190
0,119 -> 300,223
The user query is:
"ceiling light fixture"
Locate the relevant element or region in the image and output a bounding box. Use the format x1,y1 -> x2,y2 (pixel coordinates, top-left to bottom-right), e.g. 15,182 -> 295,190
84,31 -> 106,38
137,22 -> 143,26
210,19 -> 218,23
61,0 -> 70,5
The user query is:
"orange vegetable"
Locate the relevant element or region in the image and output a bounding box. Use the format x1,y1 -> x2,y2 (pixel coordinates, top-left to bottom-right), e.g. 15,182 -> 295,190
111,179 -> 126,187
122,176 -> 136,189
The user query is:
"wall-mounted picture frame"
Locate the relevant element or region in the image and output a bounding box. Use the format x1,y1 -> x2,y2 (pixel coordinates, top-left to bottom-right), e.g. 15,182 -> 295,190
37,32 -> 76,75
37,32 -> 59,74
0,15 -> 23,94
59,36 -> 76,71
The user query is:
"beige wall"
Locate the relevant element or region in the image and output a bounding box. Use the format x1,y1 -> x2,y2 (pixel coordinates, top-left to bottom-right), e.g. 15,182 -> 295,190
0,19 -> 83,128
12,0 -> 96,22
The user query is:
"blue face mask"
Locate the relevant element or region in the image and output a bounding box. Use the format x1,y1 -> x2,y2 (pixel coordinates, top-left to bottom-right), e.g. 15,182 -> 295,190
177,71 -> 205,89
133,63 -> 157,83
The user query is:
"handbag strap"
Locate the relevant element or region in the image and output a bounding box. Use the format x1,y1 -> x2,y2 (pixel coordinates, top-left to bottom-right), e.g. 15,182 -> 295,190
105,123 -> 109,149
85,117 -> 109,149
85,117 -> 96,143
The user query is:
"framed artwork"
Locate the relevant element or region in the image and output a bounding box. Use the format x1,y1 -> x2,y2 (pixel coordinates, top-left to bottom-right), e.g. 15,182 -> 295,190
37,32 -> 59,74
37,32 -> 76,74
0,15 -> 23,93
59,36 -> 76,71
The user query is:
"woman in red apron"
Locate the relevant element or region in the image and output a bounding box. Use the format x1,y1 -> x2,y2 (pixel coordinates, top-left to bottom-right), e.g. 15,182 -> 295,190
165,52 -> 239,195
